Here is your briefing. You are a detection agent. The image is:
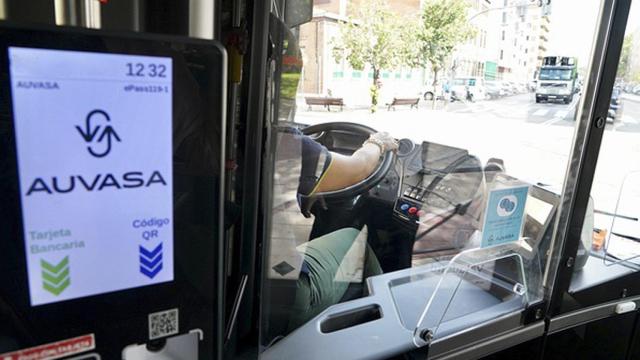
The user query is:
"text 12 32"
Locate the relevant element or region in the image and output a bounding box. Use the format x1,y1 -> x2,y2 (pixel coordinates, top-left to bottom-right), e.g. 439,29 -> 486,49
126,63 -> 167,78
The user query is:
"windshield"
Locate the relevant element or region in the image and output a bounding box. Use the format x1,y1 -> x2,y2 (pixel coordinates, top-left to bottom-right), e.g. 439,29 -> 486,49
539,68 -> 573,81
260,0 -> 604,356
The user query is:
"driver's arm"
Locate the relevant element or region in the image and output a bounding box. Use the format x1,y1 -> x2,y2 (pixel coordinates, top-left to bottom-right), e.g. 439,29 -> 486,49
314,132 -> 398,193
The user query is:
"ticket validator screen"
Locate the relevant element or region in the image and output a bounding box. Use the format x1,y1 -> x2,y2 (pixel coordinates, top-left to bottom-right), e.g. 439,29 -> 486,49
9,47 -> 174,306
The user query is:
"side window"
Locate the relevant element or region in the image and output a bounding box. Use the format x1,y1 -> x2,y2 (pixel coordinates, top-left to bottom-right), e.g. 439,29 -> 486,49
571,0 -> 640,287
261,0 -> 602,355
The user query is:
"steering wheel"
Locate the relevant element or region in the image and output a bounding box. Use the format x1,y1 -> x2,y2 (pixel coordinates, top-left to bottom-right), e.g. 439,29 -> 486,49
301,122 -> 396,203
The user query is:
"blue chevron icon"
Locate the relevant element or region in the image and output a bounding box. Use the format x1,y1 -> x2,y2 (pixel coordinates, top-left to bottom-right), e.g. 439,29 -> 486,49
139,243 -> 163,279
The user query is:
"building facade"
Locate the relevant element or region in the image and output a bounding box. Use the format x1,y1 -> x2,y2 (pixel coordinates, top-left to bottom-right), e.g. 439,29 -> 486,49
495,0 -> 551,82
297,0 -> 551,106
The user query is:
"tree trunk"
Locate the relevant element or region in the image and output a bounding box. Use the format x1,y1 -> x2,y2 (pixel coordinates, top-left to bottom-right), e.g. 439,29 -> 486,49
432,67 -> 439,87
432,66 -> 439,109
371,67 -> 380,113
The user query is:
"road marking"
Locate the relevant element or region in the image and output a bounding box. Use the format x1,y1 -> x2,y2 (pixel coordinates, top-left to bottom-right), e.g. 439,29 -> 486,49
541,117 -> 562,126
533,109 -> 549,116
613,121 -> 623,132
554,110 -> 569,118
621,115 -> 639,124
541,111 -> 571,126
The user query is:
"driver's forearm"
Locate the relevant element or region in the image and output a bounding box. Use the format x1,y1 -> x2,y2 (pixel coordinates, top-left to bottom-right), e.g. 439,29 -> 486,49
314,143 -> 381,193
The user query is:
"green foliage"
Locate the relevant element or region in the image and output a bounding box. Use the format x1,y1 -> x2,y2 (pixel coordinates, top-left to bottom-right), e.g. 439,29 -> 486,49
330,0 -> 475,109
331,0 -> 409,111
619,34 -> 633,80
332,0 -> 405,73
414,0 -> 476,83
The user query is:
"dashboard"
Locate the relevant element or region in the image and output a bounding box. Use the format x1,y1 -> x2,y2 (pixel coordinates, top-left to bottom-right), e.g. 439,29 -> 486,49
370,139 -> 485,232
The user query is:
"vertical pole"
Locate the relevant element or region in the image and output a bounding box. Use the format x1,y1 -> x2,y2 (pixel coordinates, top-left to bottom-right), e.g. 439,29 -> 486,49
189,0 -> 215,39
0,0 -> 6,20
83,0 -> 101,28
55,0 -> 77,26
54,0 -> 101,28
237,0 -> 271,343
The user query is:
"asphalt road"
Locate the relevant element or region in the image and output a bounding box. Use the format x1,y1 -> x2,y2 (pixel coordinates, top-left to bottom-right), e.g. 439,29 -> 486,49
444,93 -> 579,126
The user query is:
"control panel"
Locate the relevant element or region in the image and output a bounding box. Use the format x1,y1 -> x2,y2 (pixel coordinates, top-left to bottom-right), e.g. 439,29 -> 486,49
393,141 -> 484,231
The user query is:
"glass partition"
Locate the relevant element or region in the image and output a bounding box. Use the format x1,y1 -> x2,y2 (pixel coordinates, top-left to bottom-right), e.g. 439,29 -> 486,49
260,0 -> 603,353
412,242 -> 539,344
603,172 -> 640,266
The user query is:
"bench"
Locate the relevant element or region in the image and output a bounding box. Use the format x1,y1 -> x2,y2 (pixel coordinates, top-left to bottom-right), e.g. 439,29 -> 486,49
386,97 -> 420,111
305,96 -> 344,111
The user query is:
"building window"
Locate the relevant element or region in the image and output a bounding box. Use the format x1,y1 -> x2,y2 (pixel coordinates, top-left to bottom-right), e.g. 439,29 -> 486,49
502,12 -> 507,23
500,50 -> 504,60
502,31 -> 505,40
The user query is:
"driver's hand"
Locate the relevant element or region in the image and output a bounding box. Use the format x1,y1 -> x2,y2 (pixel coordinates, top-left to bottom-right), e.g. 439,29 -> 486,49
369,132 -> 398,152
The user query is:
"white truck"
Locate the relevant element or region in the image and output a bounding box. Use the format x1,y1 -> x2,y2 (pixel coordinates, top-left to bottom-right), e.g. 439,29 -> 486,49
535,56 -> 578,104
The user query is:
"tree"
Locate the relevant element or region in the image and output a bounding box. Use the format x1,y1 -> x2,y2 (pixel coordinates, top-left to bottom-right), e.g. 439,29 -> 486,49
619,34 -> 633,81
414,0 -> 476,90
331,0 -> 407,112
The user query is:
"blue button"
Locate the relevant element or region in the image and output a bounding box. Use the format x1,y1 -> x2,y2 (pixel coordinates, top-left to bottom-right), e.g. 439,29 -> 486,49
400,204 -> 410,212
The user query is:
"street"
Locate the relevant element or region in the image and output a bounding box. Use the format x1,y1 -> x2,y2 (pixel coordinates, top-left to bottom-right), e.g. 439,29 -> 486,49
297,93 -> 581,188
295,92 -> 640,253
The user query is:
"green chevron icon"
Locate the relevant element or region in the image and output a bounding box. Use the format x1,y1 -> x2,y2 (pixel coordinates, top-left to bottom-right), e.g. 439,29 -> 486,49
41,256 -> 70,296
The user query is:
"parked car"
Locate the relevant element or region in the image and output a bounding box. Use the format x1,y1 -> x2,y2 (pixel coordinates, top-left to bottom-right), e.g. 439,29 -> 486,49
515,82 -> 528,94
485,80 -> 505,99
623,83 -> 635,93
500,81 -> 514,96
421,84 -> 442,101
505,82 -> 521,95
608,87 -> 623,123
451,77 -> 486,102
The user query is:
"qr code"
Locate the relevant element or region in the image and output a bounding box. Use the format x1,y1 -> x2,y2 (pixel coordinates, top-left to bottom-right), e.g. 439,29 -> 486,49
149,308 -> 179,340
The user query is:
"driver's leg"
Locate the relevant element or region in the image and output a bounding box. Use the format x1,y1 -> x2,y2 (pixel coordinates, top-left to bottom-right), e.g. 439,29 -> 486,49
287,227 -> 382,331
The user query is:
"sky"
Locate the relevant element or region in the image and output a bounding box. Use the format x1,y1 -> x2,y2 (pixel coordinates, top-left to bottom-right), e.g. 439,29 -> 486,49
546,0 -> 640,67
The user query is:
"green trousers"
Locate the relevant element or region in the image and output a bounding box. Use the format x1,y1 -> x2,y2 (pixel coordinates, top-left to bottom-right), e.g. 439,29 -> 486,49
288,227 -> 382,331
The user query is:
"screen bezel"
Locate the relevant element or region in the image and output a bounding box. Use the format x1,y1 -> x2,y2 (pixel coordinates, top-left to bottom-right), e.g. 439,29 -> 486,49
0,21 -> 226,357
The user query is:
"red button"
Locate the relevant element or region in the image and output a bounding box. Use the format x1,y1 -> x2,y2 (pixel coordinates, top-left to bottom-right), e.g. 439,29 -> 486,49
408,207 -> 418,215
